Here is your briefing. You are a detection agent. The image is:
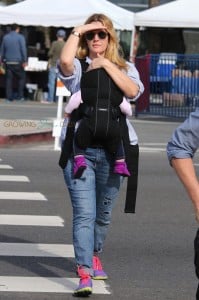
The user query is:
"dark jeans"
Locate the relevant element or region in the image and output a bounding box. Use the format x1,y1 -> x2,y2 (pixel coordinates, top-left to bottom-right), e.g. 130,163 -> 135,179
194,228 -> 199,300
5,63 -> 26,100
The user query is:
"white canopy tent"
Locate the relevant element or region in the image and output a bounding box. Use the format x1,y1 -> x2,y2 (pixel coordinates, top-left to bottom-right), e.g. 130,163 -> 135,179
0,0 -> 136,59
0,0 -> 134,30
134,0 -> 199,28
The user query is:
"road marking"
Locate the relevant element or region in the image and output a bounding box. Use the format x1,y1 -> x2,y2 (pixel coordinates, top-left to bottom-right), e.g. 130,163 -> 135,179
28,144 -> 54,151
141,143 -> 166,146
0,276 -> 110,294
0,243 -> 74,257
0,164 -> 13,169
0,215 -> 64,226
0,175 -> 29,182
0,191 -> 47,200
140,147 -> 166,152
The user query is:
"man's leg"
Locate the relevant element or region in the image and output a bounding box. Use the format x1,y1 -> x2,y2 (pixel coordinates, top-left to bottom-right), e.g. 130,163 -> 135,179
47,67 -> 56,102
15,64 -> 26,100
5,64 -> 14,101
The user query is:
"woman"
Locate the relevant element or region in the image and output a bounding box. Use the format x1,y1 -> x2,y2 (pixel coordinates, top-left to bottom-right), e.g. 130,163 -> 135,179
58,13 -> 144,296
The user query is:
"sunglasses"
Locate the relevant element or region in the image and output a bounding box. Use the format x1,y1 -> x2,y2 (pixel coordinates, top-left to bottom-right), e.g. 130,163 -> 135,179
85,31 -> 108,41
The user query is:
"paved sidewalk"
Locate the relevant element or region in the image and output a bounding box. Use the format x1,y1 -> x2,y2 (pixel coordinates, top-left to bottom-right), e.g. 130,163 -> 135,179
0,99 -> 59,146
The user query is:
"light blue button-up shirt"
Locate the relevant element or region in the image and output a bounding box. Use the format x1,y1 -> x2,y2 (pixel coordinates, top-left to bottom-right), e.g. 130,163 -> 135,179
167,108 -> 199,161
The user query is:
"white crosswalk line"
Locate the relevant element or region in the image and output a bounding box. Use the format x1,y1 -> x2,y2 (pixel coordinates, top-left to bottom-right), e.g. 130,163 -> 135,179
0,215 -> 64,226
140,147 -> 165,152
0,164 -> 13,169
0,243 -> 74,257
0,191 -> 47,200
0,175 -> 29,182
0,276 -> 111,294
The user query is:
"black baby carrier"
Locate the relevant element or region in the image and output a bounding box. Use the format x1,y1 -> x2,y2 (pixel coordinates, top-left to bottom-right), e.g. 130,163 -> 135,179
75,65 -> 123,154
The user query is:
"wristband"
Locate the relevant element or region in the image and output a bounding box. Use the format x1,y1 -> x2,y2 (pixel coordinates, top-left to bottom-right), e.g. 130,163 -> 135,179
71,30 -> 81,38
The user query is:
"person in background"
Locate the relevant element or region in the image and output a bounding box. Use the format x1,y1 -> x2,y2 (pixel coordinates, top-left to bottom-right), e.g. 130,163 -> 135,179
0,24 -> 27,102
167,109 -> 199,300
45,29 -> 66,103
58,13 -> 144,297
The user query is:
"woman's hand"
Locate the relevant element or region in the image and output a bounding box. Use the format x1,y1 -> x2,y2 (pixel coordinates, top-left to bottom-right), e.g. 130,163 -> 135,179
74,22 -> 107,36
87,54 -> 109,70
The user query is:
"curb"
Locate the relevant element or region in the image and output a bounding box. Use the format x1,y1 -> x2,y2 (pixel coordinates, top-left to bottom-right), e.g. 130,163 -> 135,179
0,131 -> 54,147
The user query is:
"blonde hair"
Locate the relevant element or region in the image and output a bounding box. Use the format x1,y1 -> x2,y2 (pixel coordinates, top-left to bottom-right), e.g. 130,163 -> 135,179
76,13 -> 128,71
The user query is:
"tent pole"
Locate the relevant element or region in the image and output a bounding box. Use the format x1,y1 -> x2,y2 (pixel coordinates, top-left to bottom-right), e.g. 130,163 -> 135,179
129,27 -> 136,62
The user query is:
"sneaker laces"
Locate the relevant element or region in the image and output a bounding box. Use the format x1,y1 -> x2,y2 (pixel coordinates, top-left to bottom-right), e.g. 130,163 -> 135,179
93,255 -> 103,270
77,266 -> 91,280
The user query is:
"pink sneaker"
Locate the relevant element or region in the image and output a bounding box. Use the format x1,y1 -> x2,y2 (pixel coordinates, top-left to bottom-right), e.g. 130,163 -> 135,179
74,266 -> 92,296
113,161 -> 131,177
74,156 -> 87,178
92,255 -> 108,280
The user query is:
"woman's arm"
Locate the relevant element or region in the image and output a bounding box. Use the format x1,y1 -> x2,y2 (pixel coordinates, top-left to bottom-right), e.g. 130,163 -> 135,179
167,109 -> 199,222
59,29 -> 81,76
88,54 -> 140,98
59,23 -> 106,76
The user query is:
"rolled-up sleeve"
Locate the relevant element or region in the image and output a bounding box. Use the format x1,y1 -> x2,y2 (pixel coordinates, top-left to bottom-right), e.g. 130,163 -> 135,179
167,108 -> 199,161
57,58 -> 82,94
126,62 -> 144,101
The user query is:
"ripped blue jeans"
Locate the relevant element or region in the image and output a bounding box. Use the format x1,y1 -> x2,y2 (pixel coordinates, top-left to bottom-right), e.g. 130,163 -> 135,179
63,147 -> 123,269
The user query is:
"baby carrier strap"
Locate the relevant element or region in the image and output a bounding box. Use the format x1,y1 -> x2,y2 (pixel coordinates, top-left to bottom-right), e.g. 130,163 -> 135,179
120,114 -> 139,213
79,58 -> 89,73
59,109 -> 80,169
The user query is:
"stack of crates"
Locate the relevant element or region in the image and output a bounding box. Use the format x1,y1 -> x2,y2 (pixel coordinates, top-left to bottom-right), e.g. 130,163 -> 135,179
156,53 -> 177,80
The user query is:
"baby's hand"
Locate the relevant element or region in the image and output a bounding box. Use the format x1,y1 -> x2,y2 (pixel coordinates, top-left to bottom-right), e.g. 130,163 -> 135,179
64,113 -> 70,118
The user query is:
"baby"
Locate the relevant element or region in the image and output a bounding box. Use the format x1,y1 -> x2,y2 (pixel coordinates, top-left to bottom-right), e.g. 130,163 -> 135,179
65,90 -> 132,178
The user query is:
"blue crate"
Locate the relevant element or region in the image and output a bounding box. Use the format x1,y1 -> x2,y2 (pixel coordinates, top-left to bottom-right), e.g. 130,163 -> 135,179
156,63 -> 176,79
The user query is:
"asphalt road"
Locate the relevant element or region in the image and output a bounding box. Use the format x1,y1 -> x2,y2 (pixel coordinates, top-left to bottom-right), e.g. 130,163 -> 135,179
0,118 -> 198,299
